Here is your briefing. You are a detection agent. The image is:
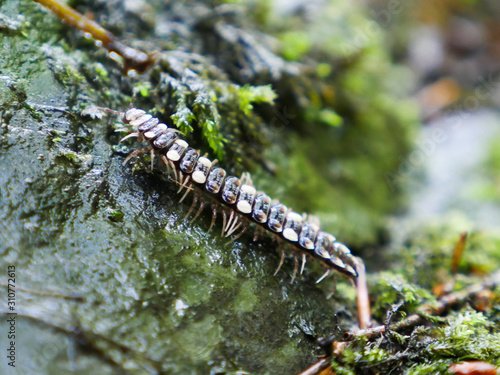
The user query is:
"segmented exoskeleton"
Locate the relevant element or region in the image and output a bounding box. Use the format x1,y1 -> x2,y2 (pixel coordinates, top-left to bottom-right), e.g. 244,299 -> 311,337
119,107 -> 363,283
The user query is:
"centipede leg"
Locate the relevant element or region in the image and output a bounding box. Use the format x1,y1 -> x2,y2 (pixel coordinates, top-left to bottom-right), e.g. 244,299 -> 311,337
207,200 -> 218,233
273,246 -> 286,276
178,182 -> 193,203
190,194 -> 206,222
122,145 -> 152,165
177,175 -> 191,194
224,209 -> 244,237
315,269 -> 331,284
223,210 -> 235,236
160,155 -> 174,179
226,215 -> 242,237
253,226 -> 262,242
150,149 -> 155,171
240,172 -> 253,186
225,221 -> 248,246
290,256 -> 299,284
222,210 -> 228,236
326,275 -> 338,299
177,169 -> 184,187
168,160 -> 178,182
119,132 -> 138,142
184,191 -> 199,220
300,253 -> 307,275
160,155 -> 170,173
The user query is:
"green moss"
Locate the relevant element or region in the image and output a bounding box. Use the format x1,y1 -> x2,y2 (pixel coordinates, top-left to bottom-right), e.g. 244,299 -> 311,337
371,273 -> 437,321
329,308 -> 500,373
232,278 -> 259,313
280,31 -> 311,61
406,362 -> 451,375
105,208 -> 124,223
235,84 -> 277,116
429,310 -> 500,362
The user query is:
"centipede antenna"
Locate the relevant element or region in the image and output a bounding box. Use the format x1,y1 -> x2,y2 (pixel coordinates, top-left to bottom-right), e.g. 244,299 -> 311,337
300,254 -> 307,275
274,247 -> 286,276
83,106 -> 123,117
101,108 -> 123,116
316,269 -> 331,284
290,256 -> 299,284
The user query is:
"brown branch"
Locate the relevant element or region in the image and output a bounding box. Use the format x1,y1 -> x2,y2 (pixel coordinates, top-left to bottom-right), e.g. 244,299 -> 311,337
32,0 -> 154,73
296,358 -> 331,375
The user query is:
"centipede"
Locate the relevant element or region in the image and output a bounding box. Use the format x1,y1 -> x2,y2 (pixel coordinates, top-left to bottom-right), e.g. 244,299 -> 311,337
114,107 -> 363,283
34,0 -> 372,331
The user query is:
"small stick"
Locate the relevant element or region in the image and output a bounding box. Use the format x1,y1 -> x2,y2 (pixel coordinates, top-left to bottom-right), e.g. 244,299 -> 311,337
295,357 -> 331,375
33,0 -> 153,73
452,232 -> 468,276
355,260 -> 371,330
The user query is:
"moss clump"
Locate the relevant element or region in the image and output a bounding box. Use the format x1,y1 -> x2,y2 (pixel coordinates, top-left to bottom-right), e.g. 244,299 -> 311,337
370,272 -> 437,322
330,305 -> 500,374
